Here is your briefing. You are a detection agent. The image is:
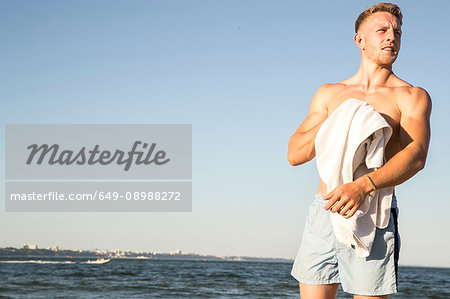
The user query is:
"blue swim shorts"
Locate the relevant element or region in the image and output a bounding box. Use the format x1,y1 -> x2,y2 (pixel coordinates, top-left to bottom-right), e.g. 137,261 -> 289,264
291,194 -> 400,296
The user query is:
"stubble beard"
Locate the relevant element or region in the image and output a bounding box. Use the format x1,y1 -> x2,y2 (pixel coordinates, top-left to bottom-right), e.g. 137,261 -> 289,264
365,44 -> 398,68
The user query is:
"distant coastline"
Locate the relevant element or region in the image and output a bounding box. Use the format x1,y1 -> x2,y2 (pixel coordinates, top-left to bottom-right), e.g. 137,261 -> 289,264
0,245 -> 292,263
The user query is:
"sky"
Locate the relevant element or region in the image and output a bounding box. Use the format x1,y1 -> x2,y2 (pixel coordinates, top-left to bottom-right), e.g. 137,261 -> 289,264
0,0 -> 449,268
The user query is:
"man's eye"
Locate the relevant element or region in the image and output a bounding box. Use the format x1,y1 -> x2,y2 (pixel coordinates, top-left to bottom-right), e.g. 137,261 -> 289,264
377,29 -> 385,32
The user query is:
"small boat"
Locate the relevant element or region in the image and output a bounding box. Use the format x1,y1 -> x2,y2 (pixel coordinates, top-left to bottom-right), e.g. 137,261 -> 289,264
86,257 -> 111,264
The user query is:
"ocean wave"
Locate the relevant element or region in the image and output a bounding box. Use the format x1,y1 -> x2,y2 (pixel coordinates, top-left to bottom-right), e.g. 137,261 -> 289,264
0,260 -> 76,264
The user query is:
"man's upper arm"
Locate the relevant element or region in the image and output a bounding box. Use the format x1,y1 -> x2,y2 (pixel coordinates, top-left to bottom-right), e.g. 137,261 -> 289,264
398,87 -> 432,165
287,84 -> 331,165
295,84 -> 331,134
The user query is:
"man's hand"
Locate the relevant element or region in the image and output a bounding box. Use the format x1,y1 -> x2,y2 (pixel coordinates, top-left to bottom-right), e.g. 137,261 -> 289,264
323,176 -> 373,218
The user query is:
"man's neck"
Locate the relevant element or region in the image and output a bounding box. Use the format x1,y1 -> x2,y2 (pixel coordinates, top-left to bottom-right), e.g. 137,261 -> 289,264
352,59 -> 395,92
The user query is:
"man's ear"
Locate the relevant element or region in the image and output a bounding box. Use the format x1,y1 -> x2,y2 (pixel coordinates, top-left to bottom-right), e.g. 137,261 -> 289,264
353,32 -> 364,51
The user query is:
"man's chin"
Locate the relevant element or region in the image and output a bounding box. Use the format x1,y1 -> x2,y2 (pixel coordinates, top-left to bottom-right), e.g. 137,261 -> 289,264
377,56 -> 397,68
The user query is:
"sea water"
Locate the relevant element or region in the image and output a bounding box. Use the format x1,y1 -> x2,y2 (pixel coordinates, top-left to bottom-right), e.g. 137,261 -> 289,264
0,258 -> 448,298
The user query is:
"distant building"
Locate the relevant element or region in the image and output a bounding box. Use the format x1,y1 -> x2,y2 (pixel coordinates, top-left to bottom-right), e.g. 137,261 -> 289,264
170,249 -> 182,255
22,243 -> 38,250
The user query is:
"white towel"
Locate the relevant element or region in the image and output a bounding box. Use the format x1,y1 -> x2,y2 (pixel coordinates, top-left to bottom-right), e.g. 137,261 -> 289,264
315,98 -> 394,257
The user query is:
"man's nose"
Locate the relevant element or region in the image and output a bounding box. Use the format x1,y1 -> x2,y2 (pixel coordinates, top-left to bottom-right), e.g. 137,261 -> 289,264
386,30 -> 396,42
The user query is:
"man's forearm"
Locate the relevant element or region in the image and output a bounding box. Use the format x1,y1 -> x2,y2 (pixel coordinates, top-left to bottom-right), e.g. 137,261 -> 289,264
287,120 -> 324,166
362,143 -> 426,190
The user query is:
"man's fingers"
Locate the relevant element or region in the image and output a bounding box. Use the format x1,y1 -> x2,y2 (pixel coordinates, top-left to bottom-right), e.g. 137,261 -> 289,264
323,190 -> 335,201
331,197 -> 348,213
324,193 -> 340,211
344,205 -> 359,219
339,202 -> 353,216
324,193 -> 337,210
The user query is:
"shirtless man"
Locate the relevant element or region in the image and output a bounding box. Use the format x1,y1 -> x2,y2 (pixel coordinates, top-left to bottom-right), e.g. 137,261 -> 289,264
287,3 -> 431,299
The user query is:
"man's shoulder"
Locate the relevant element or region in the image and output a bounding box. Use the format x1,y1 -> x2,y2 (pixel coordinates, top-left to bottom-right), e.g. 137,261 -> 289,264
312,83 -> 346,103
395,85 -> 432,113
315,82 -> 347,94
389,76 -> 429,101
395,85 -> 432,117
396,85 -> 430,99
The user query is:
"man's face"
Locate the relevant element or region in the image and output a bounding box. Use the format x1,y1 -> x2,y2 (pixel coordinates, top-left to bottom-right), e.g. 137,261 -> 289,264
359,12 -> 402,67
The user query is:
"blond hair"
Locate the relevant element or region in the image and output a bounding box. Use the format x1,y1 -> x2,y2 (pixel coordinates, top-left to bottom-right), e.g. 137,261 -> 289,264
355,2 -> 403,33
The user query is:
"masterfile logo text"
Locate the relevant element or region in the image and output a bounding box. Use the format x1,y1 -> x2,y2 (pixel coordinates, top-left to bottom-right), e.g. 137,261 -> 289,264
5,124 -> 192,212
26,141 -> 170,171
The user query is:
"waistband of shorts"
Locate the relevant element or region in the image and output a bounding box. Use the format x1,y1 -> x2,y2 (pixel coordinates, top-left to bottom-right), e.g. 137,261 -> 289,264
313,194 -> 327,206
